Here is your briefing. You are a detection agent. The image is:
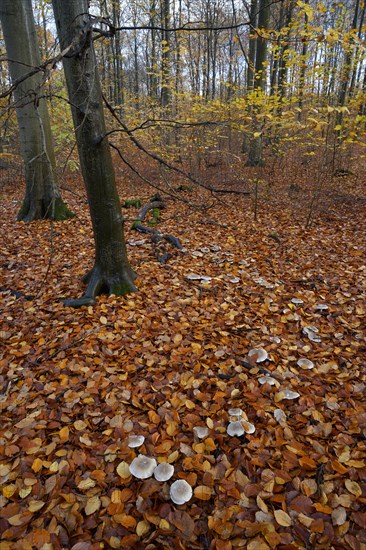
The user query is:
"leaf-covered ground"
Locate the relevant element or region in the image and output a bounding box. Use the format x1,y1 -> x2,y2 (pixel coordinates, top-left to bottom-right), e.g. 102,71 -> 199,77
1,164 -> 365,550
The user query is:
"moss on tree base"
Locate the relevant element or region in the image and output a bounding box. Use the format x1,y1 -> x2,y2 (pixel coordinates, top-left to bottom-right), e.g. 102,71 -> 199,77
64,264 -> 137,307
17,197 -> 74,222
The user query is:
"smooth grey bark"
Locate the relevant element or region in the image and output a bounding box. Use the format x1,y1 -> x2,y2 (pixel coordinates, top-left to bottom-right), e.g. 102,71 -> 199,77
52,0 -> 137,306
0,0 -> 73,222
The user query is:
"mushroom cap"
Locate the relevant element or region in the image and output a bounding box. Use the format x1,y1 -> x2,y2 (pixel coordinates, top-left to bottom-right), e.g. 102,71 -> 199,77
248,348 -> 268,363
291,298 -> 304,305
170,479 -> 193,505
129,455 -> 157,479
315,304 -> 328,311
297,358 -> 314,370
227,421 -> 245,437
153,463 -> 174,482
274,408 -> 286,423
282,389 -> 300,400
258,376 -> 277,386
128,435 -> 145,448
193,426 -> 209,439
228,408 -> 243,417
303,325 -> 319,334
303,326 -> 321,342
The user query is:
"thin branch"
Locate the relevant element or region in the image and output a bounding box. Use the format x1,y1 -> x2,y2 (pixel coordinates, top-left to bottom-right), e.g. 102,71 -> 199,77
103,96 -> 251,196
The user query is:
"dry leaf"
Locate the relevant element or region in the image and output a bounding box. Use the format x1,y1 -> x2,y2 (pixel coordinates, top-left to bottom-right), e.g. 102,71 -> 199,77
85,495 -> 101,515
274,509 -> 292,526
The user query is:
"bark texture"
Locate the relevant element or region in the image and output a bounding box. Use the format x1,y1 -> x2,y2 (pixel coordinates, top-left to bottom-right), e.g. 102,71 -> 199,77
0,0 -> 73,221
52,0 -> 136,306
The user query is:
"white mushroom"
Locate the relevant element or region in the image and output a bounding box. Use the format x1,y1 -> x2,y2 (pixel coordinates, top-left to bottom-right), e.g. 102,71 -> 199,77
153,463 -> 174,482
297,358 -> 314,370
193,426 -> 209,440
186,273 -> 201,280
303,325 -> 318,335
315,304 -> 328,311
170,479 -> 193,505
274,409 -> 287,423
291,298 -> 304,305
228,408 -> 243,417
282,389 -> 300,400
227,421 -> 245,437
258,376 -> 277,386
129,455 -> 157,479
128,435 -> 145,448
303,326 -> 321,342
248,348 -> 268,363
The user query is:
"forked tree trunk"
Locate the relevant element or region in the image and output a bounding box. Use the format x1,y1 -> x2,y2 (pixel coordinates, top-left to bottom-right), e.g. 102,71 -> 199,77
52,0 -> 137,307
0,0 -> 73,222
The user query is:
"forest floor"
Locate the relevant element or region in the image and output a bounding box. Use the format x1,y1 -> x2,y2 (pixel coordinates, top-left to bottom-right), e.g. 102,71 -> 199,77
0,157 -> 365,550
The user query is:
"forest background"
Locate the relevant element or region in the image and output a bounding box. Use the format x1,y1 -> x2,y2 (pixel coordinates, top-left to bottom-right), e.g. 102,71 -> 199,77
0,0 -> 365,549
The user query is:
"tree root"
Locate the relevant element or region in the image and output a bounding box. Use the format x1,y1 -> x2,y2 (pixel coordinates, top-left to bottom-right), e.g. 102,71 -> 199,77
63,265 -> 137,307
132,194 -> 183,264
17,196 -> 74,222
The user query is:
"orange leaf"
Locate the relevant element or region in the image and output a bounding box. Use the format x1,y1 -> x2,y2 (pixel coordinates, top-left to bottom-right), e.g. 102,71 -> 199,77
194,485 -> 213,500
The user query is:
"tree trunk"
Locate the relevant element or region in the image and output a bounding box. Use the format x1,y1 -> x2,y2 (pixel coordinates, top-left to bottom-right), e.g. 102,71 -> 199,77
161,0 -> 171,108
246,0 -> 270,166
247,0 -> 258,91
0,0 -> 73,222
51,0 -> 137,306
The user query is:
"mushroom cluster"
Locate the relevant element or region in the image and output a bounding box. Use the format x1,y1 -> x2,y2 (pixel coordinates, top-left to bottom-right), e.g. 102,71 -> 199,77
127,450 -> 192,505
226,407 -> 256,437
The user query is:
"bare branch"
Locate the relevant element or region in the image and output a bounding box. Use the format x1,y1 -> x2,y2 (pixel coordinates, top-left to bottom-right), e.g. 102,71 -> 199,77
103,96 -> 251,197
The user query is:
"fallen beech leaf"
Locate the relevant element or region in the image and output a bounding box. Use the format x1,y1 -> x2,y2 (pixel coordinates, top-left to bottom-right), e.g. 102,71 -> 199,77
274,509 -> 292,526
313,503 -> 333,514
3,484 -> 16,498
117,515 -> 137,530
8,512 -> 33,526
257,495 -> 268,513
247,537 -> 270,549
298,513 -> 313,528
27,528 -> 50,546
19,487 -> 32,498
85,495 -> 101,515
194,485 -> 213,500
136,520 -> 150,536
59,426 -> 70,442
116,461 -> 131,479
28,500 -> 46,512
159,518 -> 170,530
25,438 -> 42,454
345,480 -> 361,497
77,478 -> 96,490
74,420 -> 87,431
332,506 -> 347,526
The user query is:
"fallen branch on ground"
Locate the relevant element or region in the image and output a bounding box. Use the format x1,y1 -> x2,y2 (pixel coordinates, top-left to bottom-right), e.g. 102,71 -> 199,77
132,194 -> 183,263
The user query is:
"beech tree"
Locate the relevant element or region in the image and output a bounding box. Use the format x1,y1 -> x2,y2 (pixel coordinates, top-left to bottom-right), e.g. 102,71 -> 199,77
0,0 -> 73,222
51,0 -> 137,307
